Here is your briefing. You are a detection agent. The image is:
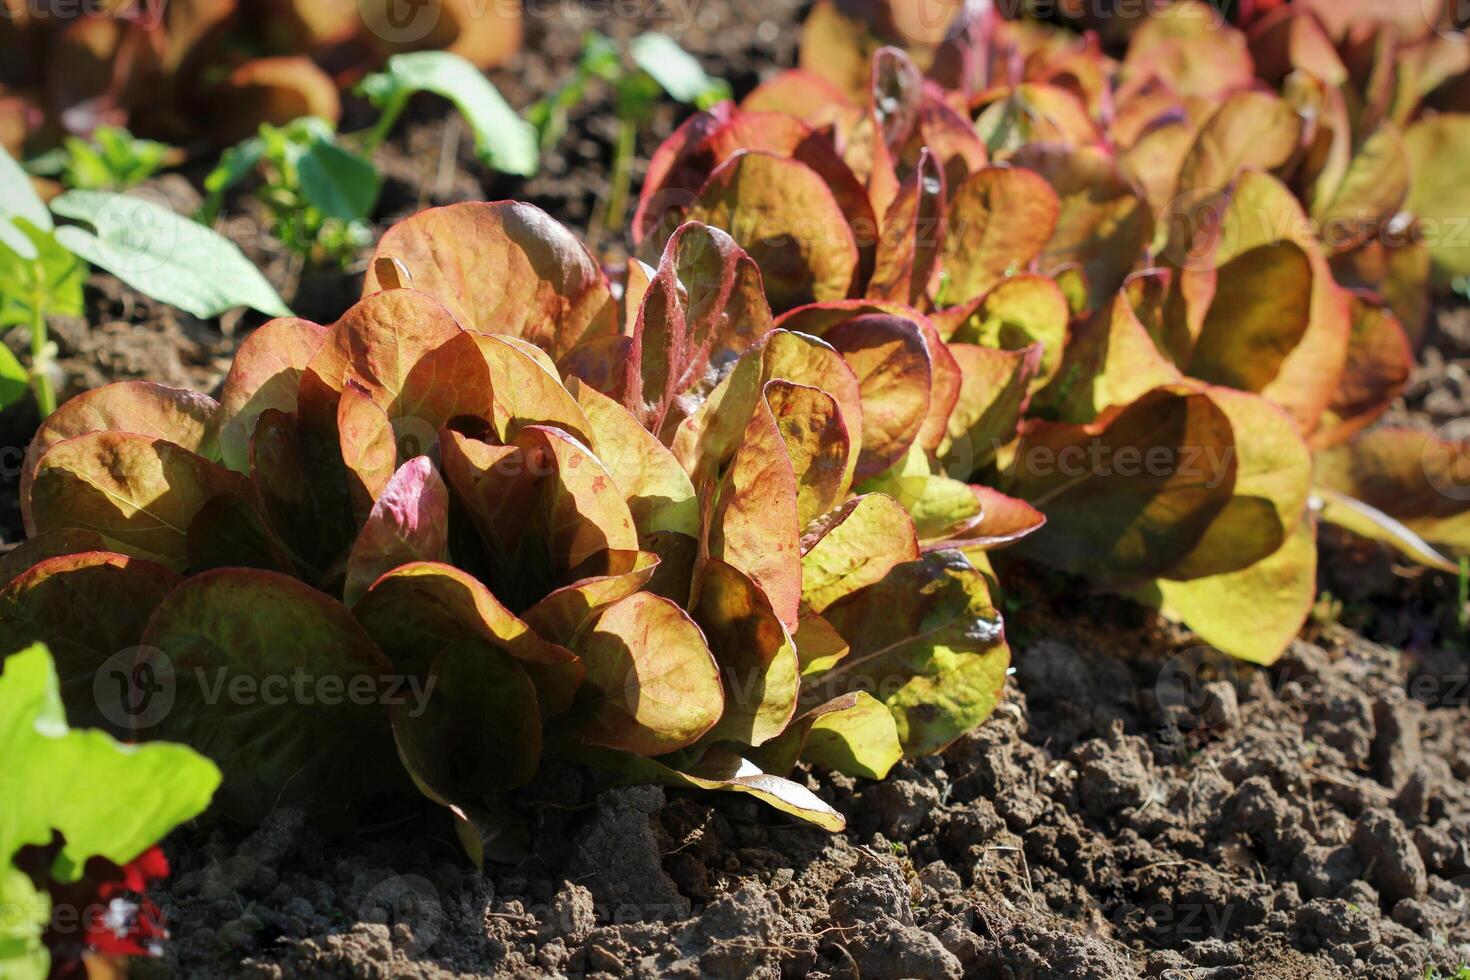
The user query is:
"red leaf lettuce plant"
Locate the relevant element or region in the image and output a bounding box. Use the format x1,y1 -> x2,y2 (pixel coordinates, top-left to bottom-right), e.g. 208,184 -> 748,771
631,14 -> 1470,665
1,200 -> 1017,845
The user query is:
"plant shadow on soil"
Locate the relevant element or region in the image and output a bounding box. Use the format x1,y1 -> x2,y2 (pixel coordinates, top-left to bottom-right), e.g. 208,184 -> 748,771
5,1 -> 1470,977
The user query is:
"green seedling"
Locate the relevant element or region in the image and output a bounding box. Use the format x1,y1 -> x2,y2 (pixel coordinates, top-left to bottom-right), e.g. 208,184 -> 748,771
26,126 -> 177,191
206,51 -> 538,268
529,31 -> 730,236
0,146 -> 289,416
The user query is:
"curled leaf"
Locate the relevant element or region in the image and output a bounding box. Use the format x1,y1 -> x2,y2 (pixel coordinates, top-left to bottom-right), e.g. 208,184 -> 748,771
569,592 -> 723,756
686,151 -> 860,311
21,381 -> 221,536
355,561 -> 583,715
216,317 -> 328,472
817,550 -> 1010,758
940,166 -> 1060,307
364,202 -> 616,360
752,691 -> 902,781
343,457 -> 450,607
692,559 -> 800,747
801,493 -> 920,614
31,432 -> 249,569
1001,387 -> 1238,584
708,385 -> 804,632
624,221 -> 773,436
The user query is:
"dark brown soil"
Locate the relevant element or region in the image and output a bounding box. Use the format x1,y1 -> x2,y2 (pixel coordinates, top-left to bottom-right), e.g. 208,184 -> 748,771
7,3 -> 1470,979
130,585 -> 1470,980
1387,299 -> 1470,438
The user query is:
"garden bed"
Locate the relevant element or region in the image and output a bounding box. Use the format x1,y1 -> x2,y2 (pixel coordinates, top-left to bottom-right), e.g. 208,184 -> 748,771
5,2 -> 1470,978
127,561 -> 1470,980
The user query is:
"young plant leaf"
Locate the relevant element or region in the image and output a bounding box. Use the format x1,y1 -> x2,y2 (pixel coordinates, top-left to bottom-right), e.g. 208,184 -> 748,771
0,344 -> 28,411
50,190 -> 291,319
306,289 -> 486,425
764,380 -> 853,528
868,148 -> 945,309
0,643 -> 220,880
360,52 -> 539,177
515,425 -> 640,573
630,32 -> 731,107
672,330 -> 864,491
295,130 -> 381,223
1165,387 -> 1311,580
0,218 -> 85,330
355,562 -> 583,715
0,144 -> 52,260
777,299 -> 960,457
475,333 -> 595,446
1042,292 -> 1183,424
